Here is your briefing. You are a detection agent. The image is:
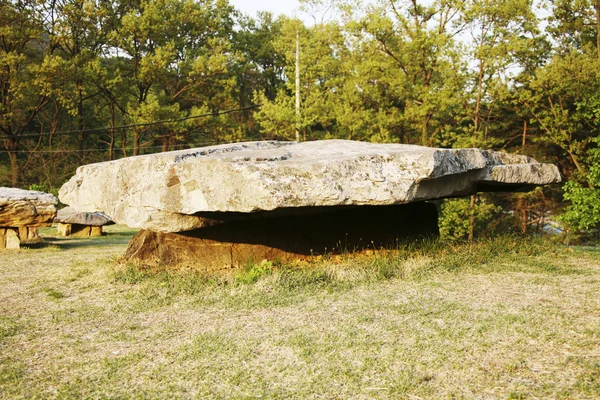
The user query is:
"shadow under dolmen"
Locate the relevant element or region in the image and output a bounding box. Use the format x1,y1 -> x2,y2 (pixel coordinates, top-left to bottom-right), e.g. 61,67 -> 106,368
122,203 -> 439,268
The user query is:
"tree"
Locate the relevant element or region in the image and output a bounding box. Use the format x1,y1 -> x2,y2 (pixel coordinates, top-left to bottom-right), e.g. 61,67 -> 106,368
519,51 -> 600,185
115,0 -> 239,154
546,0 -> 600,59
0,0 -> 48,187
346,0 -> 466,146
254,17 -> 349,140
36,0 -> 115,160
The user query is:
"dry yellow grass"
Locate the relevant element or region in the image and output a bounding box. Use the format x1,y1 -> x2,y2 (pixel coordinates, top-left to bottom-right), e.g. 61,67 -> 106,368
1,227 -> 599,399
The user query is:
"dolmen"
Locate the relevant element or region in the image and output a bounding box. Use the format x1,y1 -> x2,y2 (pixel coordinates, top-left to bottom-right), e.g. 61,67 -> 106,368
0,187 -> 57,249
59,140 -> 561,268
54,206 -> 113,237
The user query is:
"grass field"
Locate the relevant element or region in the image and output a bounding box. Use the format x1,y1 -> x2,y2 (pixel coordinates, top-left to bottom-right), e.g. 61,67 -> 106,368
1,226 -> 599,399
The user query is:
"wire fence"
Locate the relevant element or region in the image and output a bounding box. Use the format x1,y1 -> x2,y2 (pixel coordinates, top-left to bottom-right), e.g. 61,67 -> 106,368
0,104 -> 262,155
2,104 -> 261,139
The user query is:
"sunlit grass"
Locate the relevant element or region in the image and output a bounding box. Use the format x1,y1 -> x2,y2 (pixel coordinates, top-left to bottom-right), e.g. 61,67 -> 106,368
1,232 -> 599,398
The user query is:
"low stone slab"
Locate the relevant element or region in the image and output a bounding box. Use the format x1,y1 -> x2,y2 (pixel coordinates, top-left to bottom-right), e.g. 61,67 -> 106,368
54,206 -> 113,237
59,140 -> 561,233
55,206 -> 113,226
121,203 -> 439,268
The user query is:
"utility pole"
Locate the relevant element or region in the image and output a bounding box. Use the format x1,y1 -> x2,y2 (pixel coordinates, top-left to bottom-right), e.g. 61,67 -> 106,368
295,31 -> 301,142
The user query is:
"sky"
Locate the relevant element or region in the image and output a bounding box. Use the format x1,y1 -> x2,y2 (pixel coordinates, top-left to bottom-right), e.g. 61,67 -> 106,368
229,0 -> 302,19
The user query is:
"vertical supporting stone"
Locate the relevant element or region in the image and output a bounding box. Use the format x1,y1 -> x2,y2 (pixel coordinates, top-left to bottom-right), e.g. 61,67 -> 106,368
5,228 -> 20,249
57,223 -> 103,237
18,226 -> 28,240
71,224 -> 91,237
0,228 -> 6,249
27,226 -> 39,241
17,226 -> 40,243
57,223 -> 72,237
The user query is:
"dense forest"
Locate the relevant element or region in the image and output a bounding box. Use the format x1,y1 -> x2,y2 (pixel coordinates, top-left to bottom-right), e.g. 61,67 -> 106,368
1,0 -> 600,240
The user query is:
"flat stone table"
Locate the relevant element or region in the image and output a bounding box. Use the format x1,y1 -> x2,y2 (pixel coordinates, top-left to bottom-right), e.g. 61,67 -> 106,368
54,206 -> 113,237
0,187 -> 58,249
59,140 -> 561,267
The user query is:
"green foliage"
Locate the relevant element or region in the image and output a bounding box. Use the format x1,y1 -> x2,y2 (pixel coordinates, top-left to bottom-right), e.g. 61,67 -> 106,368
439,197 -> 502,241
42,287 -> 65,300
0,316 -> 21,342
1,0 -> 599,235
235,260 -> 275,284
562,180 -> 600,231
562,137 -> 600,231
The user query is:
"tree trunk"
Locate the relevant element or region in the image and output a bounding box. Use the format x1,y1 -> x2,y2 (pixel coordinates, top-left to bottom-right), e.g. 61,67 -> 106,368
473,61 -> 485,147
77,81 -> 85,161
108,104 -> 115,161
519,197 -> 528,234
121,129 -> 128,157
295,32 -> 301,142
421,114 -> 431,146
8,147 -> 19,188
133,128 -> 144,156
161,135 -> 170,152
596,1 -> 600,60
5,135 -> 20,187
133,131 -> 140,156
468,194 -> 476,242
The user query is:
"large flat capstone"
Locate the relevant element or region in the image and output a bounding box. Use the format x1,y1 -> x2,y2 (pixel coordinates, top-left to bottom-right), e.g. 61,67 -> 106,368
59,140 -> 561,233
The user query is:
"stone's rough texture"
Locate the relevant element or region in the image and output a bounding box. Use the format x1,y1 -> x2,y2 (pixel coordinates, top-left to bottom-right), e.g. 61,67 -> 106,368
5,228 -> 20,249
59,140 -> 561,233
55,206 -> 113,226
18,226 -> 41,243
57,223 -> 103,237
55,207 -> 112,237
0,187 -> 57,249
0,187 -> 58,227
121,203 -> 439,268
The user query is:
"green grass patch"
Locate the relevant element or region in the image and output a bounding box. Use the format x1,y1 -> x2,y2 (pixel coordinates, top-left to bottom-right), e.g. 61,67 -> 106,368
42,287 -> 66,300
0,317 -> 22,342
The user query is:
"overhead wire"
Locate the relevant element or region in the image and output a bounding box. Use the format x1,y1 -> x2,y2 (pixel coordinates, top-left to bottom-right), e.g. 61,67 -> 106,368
1,104 -> 262,139
2,142 -> 229,154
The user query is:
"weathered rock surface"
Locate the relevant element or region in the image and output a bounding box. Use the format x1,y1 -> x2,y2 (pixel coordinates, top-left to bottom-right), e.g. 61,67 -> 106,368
54,207 -> 113,237
0,187 -> 57,249
57,223 -> 104,237
121,203 -> 439,268
59,140 -> 561,233
0,187 -> 57,227
55,206 -> 113,226
0,228 -> 20,249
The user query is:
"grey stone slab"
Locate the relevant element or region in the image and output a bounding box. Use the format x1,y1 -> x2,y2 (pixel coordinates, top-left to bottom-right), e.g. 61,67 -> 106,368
59,140 -> 561,232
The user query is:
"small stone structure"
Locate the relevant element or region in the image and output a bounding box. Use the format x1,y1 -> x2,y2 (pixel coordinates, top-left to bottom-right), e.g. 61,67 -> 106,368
0,187 -> 57,249
59,140 -> 561,267
54,206 -> 113,237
